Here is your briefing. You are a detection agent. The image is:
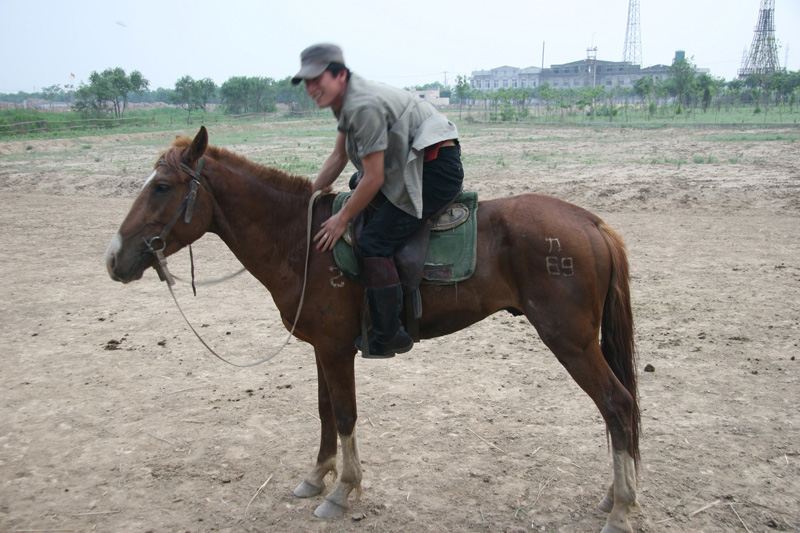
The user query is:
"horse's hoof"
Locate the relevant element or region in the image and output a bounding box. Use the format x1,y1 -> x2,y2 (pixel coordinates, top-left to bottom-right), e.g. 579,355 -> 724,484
598,494 -> 614,513
294,480 -> 324,498
601,523 -> 632,533
314,498 -> 346,519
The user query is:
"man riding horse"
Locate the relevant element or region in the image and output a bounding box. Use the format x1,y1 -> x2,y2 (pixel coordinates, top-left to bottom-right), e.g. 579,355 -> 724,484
292,43 -> 464,358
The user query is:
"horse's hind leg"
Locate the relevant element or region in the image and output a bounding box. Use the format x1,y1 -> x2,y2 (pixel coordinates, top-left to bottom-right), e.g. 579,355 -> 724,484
547,341 -> 638,533
294,355 -> 339,498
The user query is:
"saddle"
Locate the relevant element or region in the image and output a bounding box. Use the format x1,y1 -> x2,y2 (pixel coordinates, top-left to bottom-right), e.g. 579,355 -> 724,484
332,189 -> 478,340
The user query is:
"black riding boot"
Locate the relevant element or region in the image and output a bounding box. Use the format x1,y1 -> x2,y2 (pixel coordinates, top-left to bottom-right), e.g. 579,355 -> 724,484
355,257 -> 414,358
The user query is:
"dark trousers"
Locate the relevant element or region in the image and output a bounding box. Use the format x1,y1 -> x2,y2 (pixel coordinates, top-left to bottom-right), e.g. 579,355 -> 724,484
357,144 -> 464,258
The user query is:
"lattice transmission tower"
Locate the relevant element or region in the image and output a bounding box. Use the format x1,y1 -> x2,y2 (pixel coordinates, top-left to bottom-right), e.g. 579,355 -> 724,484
622,0 -> 642,65
738,0 -> 782,79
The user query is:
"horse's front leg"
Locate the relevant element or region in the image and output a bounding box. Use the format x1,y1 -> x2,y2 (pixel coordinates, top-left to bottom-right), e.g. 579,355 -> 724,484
294,353 -> 339,498
314,427 -> 362,518
312,349 -> 361,519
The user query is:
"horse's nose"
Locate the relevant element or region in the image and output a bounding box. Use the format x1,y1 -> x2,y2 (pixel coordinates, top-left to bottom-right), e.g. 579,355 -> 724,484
105,232 -> 122,281
107,253 -> 117,277
106,251 -> 123,282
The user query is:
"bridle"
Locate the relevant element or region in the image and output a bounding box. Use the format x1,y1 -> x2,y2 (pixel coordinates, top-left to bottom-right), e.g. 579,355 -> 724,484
142,157 -> 204,286
140,156 -> 323,367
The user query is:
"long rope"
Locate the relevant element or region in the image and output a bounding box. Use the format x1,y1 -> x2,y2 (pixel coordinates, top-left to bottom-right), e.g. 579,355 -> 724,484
165,190 -> 322,368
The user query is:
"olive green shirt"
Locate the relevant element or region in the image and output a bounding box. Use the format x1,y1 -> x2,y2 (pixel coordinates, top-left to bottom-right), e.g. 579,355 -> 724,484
335,74 -> 458,218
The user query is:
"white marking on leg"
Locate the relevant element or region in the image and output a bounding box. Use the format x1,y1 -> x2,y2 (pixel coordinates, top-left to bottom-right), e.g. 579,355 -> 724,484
602,451 -> 638,533
339,429 -> 362,500
294,455 -> 337,498
314,428 -> 363,518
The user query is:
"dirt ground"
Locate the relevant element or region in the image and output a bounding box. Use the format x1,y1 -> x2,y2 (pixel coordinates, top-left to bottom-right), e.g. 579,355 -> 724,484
1,123 -> 799,532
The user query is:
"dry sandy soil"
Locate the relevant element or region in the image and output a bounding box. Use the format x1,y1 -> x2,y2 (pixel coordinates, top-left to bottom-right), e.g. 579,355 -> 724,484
1,122 -> 799,532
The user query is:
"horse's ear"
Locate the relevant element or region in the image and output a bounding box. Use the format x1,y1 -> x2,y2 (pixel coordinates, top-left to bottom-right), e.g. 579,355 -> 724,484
182,126 -> 208,165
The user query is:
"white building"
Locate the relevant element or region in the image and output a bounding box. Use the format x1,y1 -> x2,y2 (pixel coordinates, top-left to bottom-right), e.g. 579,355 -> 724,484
408,87 -> 450,107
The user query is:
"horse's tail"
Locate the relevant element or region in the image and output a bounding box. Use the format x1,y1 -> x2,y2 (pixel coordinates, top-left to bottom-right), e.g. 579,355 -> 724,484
598,222 -> 640,466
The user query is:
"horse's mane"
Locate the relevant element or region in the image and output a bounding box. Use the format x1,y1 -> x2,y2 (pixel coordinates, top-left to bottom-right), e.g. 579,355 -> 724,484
163,136 -> 312,196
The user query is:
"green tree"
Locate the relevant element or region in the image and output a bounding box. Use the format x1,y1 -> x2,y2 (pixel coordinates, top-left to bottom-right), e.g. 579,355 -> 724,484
668,56 -> 697,113
73,67 -> 148,118
247,77 -> 276,113
695,73 -> 714,113
74,73 -> 112,115
107,68 -> 147,118
42,84 -> 64,109
220,76 -> 277,114
534,83 -> 556,120
274,76 -> 315,113
220,76 -> 250,114
172,75 -> 202,116
725,78 -> 743,112
743,74 -> 765,114
196,78 -> 217,111
633,76 -> 654,110
454,75 -> 470,119
578,85 -> 606,120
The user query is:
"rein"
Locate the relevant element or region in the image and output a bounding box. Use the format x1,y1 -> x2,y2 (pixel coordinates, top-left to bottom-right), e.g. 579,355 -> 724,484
144,157 -> 322,367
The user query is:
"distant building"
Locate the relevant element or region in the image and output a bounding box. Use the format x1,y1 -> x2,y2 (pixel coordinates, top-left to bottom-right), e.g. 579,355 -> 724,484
469,52 -> 707,92
541,59 -> 649,89
408,86 -> 449,107
470,66 -> 542,91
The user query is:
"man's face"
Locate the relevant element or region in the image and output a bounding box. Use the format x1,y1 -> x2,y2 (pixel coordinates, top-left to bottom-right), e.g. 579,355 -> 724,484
304,69 -> 347,111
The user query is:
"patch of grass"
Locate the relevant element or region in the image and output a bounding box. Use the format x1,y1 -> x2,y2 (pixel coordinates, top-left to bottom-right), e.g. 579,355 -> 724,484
705,133 -> 798,142
522,150 -> 546,163
692,155 -> 718,164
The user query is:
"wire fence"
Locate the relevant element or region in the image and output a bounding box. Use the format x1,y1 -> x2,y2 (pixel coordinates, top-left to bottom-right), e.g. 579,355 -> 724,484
0,111 -> 320,137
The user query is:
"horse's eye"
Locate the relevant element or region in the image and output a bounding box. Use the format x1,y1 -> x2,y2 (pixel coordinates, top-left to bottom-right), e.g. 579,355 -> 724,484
154,183 -> 171,194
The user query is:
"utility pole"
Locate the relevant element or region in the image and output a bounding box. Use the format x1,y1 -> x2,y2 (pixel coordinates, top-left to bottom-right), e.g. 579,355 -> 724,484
542,41 -> 545,70
587,46 -> 598,88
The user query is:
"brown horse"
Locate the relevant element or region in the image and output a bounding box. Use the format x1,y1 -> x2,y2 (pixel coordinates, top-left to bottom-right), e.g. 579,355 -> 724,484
105,126 -> 640,533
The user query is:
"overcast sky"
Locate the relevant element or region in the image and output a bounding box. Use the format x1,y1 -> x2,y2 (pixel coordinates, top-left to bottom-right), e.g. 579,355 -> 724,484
1,0 -> 798,94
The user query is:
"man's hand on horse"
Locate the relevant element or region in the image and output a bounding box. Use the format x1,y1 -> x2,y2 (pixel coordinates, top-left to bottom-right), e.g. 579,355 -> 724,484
314,211 -> 347,252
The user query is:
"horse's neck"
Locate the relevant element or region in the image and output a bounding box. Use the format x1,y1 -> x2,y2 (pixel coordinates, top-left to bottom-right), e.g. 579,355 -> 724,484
207,163 -> 309,288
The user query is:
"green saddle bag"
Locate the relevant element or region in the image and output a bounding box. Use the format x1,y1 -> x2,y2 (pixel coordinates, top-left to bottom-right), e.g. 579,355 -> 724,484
332,191 -> 478,284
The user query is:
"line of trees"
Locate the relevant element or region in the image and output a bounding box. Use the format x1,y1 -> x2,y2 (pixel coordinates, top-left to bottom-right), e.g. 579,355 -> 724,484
452,57 -> 800,122
4,57 -> 799,122
2,68 -> 316,118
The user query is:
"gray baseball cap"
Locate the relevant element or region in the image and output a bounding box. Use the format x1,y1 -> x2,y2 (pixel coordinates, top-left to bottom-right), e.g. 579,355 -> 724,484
291,43 -> 345,85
